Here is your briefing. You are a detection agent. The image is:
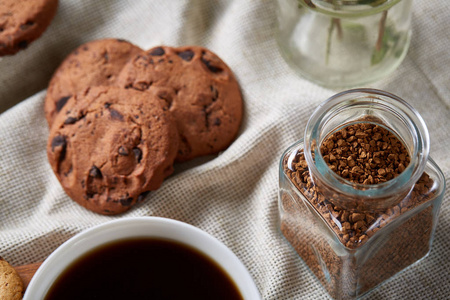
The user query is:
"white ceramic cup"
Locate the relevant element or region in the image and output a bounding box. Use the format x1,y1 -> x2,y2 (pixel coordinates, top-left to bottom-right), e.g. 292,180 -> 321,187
24,217 -> 261,300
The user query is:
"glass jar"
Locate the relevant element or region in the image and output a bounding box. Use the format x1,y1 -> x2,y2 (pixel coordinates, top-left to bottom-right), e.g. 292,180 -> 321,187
275,0 -> 413,88
278,89 -> 445,299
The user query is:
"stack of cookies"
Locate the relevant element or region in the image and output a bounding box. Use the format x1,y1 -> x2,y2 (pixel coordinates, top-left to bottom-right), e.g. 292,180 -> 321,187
46,39 -> 243,215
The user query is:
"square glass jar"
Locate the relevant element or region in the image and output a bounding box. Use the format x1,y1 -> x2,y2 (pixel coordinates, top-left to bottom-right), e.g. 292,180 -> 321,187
278,89 -> 445,299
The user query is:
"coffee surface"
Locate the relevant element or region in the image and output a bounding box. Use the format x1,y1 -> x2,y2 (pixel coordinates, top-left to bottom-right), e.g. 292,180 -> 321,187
44,238 -> 243,300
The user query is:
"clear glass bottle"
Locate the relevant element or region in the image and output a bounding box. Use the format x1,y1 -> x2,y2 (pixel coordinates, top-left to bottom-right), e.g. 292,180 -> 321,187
275,0 -> 413,88
278,89 -> 445,299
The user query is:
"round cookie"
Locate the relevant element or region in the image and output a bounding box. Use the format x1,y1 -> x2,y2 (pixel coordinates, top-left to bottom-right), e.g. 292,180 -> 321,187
0,0 -> 58,56
47,86 -> 179,215
116,45 -> 243,162
0,257 -> 24,300
45,38 -> 142,127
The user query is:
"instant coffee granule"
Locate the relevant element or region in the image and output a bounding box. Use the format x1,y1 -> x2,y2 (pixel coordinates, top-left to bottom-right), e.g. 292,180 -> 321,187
280,123 -> 436,299
320,123 -> 410,185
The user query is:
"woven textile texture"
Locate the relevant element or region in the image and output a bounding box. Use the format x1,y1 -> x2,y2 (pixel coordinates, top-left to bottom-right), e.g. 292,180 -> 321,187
0,1 -> 449,299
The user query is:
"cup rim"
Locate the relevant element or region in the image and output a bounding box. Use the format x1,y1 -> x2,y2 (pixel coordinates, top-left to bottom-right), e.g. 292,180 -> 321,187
24,216 -> 261,300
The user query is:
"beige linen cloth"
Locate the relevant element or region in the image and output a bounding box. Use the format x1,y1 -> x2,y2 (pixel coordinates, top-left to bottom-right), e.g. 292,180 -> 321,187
1,1 -> 449,299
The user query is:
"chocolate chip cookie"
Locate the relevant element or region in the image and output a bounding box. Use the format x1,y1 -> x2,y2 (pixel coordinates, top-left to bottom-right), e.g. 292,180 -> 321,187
45,38 -> 142,127
0,257 -> 24,300
47,86 -> 179,215
0,0 -> 58,56
117,45 -> 243,161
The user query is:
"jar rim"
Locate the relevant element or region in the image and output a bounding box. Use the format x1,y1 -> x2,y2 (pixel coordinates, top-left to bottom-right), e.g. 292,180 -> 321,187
304,88 -> 430,200
299,0 -> 402,17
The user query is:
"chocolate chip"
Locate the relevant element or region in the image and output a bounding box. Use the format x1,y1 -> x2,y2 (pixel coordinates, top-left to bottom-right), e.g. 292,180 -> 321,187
103,51 -> 109,62
133,147 -> 142,163
51,135 -> 66,151
120,197 -> 133,206
56,96 -> 71,112
137,191 -> 150,203
178,135 -> 192,156
64,166 -> 73,177
201,57 -> 222,73
213,118 -> 221,126
116,39 -> 127,43
89,165 -> 102,178
85,191 -> 96,199
109,109 -> 124,121
177,50 -> 194,61
64,117 -> 78,124
149,47 -> 165,56
18,40 -> 28,49
104,102 -> 111,108
210,85 -> 218,101
118,146 -> 129,156
51,136 -> 67,162
20,21 -> 34,30
133,81 -> 151,91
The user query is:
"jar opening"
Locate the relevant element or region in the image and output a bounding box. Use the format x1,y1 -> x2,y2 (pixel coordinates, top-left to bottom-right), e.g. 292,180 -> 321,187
314,120 -> 414,191
304,89 -> 429,210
